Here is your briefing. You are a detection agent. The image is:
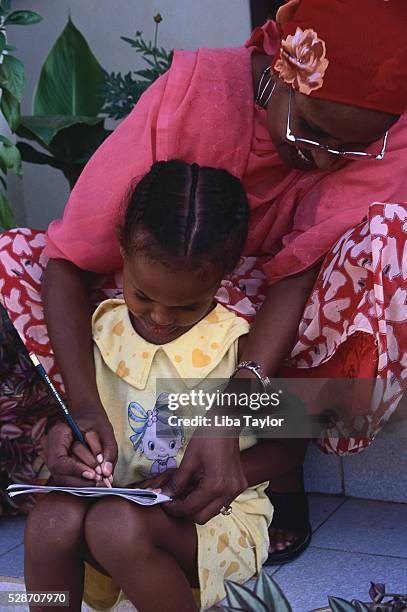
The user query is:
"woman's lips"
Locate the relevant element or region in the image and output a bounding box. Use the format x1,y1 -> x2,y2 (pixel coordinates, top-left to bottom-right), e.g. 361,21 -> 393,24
278,142 -> 316,171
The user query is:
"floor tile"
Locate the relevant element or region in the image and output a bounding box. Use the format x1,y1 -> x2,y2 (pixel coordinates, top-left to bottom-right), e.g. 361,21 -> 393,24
272,547 -> 407,612
263,564 -> 282,576
343,437 -> 407,503
0,517 -> 26,555
0,545 -> 24,578
304,445 -> 343,495
312,498 -> 407,558
309,494 -> 345,531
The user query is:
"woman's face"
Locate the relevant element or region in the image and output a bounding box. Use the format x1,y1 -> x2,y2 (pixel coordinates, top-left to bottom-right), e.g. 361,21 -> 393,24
266,79 -> 397,171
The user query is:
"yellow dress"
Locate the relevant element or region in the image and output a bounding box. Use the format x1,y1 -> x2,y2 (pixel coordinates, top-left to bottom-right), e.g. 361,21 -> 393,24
84,299 -> 273,611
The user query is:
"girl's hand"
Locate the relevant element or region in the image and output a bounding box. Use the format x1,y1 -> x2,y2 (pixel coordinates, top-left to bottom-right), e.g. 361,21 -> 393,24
71,440 -> 114,487
41,411 -> 118,487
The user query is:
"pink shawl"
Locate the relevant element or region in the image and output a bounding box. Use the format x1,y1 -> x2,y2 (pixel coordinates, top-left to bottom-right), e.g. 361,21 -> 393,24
45,21 -> 407,285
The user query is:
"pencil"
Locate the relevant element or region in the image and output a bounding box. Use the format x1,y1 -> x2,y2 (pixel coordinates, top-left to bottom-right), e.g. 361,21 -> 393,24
29,352 -> 112,488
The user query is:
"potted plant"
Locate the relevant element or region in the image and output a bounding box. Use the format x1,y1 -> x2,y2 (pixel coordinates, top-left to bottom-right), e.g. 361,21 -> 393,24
217,572 -> 407,612
0,0 -> 41,229
17,14 -> 172,189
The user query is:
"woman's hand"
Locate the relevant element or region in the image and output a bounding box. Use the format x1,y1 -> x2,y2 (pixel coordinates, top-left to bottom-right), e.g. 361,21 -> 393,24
161,431 -> 247,525
41,410 -> 118,487
136,468 -> 178,492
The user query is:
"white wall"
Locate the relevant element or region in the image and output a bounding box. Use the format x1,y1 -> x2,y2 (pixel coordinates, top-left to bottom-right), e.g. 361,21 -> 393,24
11,0 -> 251,228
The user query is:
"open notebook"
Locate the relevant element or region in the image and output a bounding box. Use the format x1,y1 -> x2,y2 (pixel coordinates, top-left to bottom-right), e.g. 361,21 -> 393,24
7,483 -> 171,506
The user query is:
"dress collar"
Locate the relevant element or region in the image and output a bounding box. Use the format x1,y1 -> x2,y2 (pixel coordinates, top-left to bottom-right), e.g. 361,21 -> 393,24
92,299 -> 248,389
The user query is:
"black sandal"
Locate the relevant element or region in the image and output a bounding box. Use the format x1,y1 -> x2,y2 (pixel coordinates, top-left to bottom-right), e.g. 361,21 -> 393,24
264,486 -> 312,566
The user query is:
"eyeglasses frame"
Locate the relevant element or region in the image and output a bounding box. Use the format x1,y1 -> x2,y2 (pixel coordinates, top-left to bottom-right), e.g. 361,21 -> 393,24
285,88 -> 388,161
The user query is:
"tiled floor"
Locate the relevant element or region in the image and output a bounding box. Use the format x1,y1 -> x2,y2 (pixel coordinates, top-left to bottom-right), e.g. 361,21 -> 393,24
264,495 -> 407,611
1,495 -> 407,611
0,515 -> 25,578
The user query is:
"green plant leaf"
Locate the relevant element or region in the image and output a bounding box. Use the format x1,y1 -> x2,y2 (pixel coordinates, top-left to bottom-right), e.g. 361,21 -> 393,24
33,18 -> 106,116
328,596 -> 358,612
0,55 -> 25,101
224,581 -> 269,612
0,0 -> 11,16
0,89 -> 20,131
218,608 -> 250,612
0,31 -> 6,54
47,119 -> 110,169
0,134 -> 15,146
17,141 -> 65,168
0,135 -> 22,176
4,10 -> 42,26
254,573 -> 292,612
17,141 -> 83,189
17,115 -> 103,147
19,119 -> 110,189
0,190 -> 15,230
351,601 -> 370,612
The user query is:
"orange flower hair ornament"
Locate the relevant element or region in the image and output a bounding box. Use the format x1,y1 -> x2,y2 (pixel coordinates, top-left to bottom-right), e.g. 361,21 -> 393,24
271,0 -> 407,114
274,26 -> 328,96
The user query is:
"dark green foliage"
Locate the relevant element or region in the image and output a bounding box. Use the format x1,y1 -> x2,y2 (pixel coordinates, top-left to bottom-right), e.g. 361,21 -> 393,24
0,0 -> 42,229
100,29 -> 173,119
218,574 -> 407,612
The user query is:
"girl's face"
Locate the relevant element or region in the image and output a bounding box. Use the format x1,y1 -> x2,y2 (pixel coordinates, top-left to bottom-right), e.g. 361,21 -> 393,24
266,78 -> 396,172
122,252 -> 223,344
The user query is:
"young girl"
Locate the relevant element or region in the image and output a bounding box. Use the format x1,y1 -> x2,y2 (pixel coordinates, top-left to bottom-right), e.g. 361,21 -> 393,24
3,0 -> 407,566
24,160 -> 274,612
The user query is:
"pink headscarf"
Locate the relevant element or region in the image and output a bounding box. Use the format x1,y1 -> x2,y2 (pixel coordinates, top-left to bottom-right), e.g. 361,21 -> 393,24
271,0 -> 407,114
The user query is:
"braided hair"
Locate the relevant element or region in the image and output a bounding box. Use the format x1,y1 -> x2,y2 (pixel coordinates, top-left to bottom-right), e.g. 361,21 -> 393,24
120,160 -> 249,274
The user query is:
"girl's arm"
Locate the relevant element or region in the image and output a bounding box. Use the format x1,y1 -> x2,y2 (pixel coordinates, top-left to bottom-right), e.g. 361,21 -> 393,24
41,258 -> 118,486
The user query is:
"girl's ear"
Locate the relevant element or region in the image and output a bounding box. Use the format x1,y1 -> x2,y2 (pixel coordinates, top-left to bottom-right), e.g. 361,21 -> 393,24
116,225 -> 126,259
276,0 -> 301,30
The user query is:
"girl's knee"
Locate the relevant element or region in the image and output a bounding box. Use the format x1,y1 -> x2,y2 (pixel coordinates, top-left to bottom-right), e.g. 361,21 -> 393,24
25,492 -> 87,553
85,498 -> 160,562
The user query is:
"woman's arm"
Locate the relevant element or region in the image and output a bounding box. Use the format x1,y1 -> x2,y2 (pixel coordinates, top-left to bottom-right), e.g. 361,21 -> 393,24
41,258 -> 117,486
164,265 -> 320,522
235,268 -> 321,488
241,438 -> 308,487
237,264 -> 321,376
42,259 -> 98,410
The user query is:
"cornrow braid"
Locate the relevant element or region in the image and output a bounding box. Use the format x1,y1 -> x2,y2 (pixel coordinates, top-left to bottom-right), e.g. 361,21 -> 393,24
185,163 -> 200,257
121,160 -> 249,274
123,161 -> 165,231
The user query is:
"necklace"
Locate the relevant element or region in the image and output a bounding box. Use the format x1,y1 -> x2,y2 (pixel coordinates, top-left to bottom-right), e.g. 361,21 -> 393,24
255,66 -> 276,109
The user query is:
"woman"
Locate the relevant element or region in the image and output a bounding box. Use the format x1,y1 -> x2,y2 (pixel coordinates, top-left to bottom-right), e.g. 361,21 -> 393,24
2,0 -> 407,567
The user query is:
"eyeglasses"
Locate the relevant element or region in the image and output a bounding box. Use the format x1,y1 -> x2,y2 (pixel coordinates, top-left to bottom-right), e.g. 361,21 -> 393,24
286,88 -> 388,161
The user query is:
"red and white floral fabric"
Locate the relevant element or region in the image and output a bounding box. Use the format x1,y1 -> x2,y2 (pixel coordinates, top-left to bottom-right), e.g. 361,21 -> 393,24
1,201 -> 406,455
